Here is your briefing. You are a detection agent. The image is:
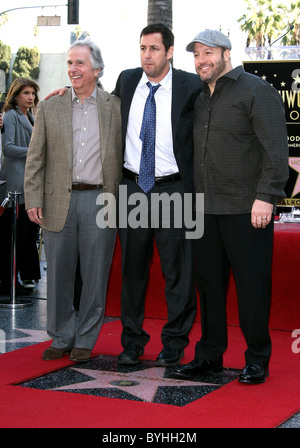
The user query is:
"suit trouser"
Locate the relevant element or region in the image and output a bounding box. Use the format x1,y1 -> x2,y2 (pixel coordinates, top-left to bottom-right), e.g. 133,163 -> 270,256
0,204 -> 41,283
43,189 -> 116,350
118,177 -> 197,352
195,214 -> 274,366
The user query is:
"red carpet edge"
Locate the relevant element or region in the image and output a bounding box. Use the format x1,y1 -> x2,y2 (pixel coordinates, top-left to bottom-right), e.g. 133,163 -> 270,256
0,319 -> 299,428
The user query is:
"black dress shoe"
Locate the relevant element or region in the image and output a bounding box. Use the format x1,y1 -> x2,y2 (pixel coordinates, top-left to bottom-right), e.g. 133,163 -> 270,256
238,364 -> 269,384
173,358 -> 223,376
118,347 -> 144,365
156,348 -> 184,366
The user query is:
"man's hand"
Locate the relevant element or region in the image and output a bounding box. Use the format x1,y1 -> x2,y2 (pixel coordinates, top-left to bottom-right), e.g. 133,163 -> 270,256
44,87 -> 68,100
251,199 -> 273,229
0,113 -> 3,129
27,207 -> 43,226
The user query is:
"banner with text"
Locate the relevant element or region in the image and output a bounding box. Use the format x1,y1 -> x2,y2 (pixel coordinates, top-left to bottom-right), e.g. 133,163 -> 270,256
244,60 -> 300,207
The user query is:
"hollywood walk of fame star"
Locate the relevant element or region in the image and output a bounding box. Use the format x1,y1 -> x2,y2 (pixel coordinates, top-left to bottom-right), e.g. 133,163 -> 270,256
293,73 -> 300,85
289,158 -> 300,197
0,328 -> 50,349
51,366 -> 218,403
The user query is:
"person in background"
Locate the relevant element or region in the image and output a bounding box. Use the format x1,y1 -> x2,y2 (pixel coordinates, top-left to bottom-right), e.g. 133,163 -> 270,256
0,78 -> 41,295
0,103 -> 3,170
24,38 -> 122,362
174,30 -> 289,384
0,102 -> 4,131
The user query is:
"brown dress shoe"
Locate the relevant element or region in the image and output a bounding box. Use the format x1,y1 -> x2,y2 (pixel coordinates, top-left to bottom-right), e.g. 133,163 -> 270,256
42,347 -> 70,360
69,348 -> 92,362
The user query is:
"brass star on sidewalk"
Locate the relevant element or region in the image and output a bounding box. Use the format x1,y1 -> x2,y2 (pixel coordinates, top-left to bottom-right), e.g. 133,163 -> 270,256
289,157 -> 300,197
0,328 -> 50,353
52,366 -> 217,403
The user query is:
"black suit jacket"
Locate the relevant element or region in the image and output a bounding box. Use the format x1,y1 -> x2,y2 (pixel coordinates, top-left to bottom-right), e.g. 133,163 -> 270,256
113,67 -> 202,194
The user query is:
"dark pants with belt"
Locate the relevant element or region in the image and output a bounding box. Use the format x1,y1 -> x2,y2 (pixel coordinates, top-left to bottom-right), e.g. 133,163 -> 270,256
195,213 -> 274,366
118,173 -> 197,353
0,203 -> 40,284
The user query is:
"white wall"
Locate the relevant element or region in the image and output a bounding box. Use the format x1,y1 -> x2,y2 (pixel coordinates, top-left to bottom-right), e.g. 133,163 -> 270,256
38,53 -> 70,99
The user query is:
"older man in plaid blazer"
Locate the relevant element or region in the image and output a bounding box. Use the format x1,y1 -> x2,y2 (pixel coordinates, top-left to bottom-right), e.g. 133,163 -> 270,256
24,38 -> 122,362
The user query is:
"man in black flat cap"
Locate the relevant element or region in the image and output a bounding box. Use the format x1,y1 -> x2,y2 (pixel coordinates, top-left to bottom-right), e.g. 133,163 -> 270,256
174,30 -> 289,384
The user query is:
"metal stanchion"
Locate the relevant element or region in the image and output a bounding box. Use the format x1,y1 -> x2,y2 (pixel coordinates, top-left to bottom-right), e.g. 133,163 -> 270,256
0,191 -> 32,308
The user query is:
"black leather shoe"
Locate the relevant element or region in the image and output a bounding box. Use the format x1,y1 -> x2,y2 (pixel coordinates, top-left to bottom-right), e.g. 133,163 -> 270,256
238,363 -> 269,384
156,348 -> 184,366
118,347 -> 144,365
173,358 -> 223,376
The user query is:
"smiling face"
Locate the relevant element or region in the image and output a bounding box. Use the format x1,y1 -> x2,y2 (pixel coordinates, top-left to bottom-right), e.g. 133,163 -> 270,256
193,43 -> 232,93
67,45 -> 100,100
140,32 -> 174,83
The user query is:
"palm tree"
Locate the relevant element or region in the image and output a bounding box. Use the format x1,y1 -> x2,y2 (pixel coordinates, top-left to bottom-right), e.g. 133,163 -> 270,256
238,0 -> 300,47
238,0 -> 286,47
147,0 -> 173,29
0,13 -> 8,27
281,1 -> 300,46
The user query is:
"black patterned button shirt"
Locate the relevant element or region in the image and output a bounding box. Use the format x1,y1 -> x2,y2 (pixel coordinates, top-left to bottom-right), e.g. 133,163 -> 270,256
193,65 -> 289,214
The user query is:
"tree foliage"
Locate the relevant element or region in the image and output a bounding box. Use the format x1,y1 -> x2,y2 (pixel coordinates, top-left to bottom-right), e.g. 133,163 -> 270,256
11,46 -> 40,81
238,0 -> 300,46
0,40 -> 11,74
0,13 -> 8,27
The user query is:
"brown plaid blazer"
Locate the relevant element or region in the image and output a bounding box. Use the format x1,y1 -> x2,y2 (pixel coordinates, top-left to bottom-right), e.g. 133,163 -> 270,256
24,87 -> 122,232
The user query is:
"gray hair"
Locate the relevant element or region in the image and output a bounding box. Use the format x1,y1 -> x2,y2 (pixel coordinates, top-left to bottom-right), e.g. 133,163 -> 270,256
68,37 -> 104,79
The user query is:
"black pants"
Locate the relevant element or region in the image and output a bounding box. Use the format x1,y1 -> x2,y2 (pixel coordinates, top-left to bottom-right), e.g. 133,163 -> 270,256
195,214 -> 274,366
0,203 -> 41,284
118,177 -> 197,352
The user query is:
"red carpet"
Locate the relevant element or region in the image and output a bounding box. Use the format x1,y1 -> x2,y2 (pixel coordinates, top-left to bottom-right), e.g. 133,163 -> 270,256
1,224 -> 298,428
105,224 -> 300,331
0,319 -> 299,428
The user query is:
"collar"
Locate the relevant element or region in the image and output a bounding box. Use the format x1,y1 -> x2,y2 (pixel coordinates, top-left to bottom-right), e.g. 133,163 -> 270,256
222,65 -> 244,81
15,106 -> 29,115
140,63 -> 172,92
71,86 -> 97,102
202,65 -> 244,95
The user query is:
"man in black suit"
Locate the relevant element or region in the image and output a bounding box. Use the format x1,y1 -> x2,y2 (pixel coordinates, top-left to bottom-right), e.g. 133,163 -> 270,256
114,23 -> 202,366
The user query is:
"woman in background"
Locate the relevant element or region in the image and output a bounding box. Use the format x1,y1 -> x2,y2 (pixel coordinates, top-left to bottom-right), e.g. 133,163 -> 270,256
0,78 -> 41,295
